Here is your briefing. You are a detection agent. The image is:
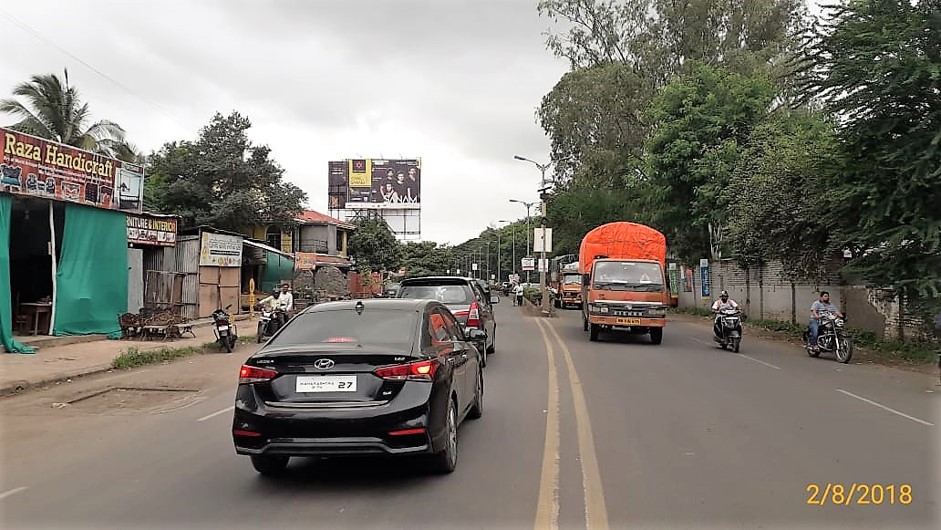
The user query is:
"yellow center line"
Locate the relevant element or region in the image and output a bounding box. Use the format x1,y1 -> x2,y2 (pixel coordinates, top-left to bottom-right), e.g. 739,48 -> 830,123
533,317 -> 561,530
542,318 -> 610,530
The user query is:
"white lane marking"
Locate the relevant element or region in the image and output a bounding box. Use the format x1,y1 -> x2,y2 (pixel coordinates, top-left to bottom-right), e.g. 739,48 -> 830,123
836,389 -> 934,427
0,487 -> 28,500
197,406 -> 234,422
689,337 -> 713,346
736,354 -> 781,370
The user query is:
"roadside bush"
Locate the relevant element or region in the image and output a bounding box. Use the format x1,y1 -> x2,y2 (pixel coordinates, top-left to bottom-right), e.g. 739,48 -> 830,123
112,346 -> 201,370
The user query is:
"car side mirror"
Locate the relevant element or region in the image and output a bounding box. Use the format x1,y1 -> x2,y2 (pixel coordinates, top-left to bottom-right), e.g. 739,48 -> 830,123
490,295 -> 500,304
466,328 -> 487,341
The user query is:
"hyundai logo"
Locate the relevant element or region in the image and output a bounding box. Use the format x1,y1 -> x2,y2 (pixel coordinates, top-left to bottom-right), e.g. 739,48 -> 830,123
313,359 -> 335,370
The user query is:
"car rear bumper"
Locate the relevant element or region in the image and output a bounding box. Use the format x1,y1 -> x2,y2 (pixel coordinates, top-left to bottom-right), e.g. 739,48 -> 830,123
235,436 -> 430,457
232,389 -> 437,458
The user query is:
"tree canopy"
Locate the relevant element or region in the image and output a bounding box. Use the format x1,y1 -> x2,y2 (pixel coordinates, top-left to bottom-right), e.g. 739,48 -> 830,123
347,217 -> 402,273
144,112 -> 307,231
1,69 -> 136,161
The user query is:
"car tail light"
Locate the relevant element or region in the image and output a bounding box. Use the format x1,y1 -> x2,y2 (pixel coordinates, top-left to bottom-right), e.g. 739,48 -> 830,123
466,301 -> 481,328
239,365 -> 277,384
374,359 -> 437,381
233,429 -> 262,437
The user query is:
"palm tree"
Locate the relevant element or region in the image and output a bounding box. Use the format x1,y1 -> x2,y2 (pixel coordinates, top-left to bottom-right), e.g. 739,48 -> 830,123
0,69 -> 137,161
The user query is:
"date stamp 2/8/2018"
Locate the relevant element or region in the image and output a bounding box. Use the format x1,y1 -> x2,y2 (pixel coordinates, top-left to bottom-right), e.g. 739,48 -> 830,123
806,483 -> 913,506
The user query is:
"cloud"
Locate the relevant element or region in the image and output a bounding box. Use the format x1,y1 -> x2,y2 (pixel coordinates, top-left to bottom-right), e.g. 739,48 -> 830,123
0,0 -> 568,243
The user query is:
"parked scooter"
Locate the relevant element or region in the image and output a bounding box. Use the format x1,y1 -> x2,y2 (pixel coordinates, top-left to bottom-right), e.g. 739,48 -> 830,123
212,304 -> 238,352
256,308 -> 285,343
713,308 -> 744,352
803,312 -> 853,363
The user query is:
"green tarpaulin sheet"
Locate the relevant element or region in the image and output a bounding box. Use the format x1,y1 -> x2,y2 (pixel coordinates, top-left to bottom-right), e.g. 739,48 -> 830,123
261,251 -> 294,292
0,194 -> 35,353
53,204 -> 127,337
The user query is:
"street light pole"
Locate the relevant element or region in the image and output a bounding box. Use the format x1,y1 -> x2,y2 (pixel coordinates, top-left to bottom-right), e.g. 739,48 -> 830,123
509,199 -> 536,284
514,155 -> 553,313
499,219 -> 514,283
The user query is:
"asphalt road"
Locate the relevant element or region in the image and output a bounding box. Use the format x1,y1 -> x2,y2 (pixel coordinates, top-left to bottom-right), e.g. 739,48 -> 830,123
0,304 -> 937,530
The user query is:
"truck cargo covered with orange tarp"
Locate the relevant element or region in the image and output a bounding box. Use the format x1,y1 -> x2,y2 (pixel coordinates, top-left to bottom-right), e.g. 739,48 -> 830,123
578,222 -> 667,275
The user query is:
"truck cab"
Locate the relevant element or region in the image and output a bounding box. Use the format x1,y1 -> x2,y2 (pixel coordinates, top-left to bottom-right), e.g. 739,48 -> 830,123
559,271 -> 583,309
578,222 -> 669,344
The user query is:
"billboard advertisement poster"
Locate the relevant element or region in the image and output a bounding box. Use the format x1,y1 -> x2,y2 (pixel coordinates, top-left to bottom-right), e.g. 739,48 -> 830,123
126,213 -> 177,247
1,127 -> 144,212
699,259 -> 711,298
346,159 -> 372,203
369,159 -> 420,204
327,161 -> 348,209
199,232 -> 242,267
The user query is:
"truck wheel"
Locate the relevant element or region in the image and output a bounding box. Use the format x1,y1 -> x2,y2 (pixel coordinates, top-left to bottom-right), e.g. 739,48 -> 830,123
650,328 -> 663,345
589,323 -> 600,342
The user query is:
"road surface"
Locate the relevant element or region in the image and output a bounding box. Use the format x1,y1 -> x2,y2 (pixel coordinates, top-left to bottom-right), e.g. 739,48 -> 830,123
1,304 -> 937,529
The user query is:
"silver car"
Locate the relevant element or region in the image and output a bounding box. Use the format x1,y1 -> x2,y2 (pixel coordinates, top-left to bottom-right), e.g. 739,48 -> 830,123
396,277 -> 499,366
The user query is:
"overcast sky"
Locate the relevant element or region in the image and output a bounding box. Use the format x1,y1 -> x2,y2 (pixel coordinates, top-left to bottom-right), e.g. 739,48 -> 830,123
0,0 -> 568,244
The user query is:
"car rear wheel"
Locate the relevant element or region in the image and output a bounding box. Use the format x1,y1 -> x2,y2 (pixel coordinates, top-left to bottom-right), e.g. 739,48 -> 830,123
486,328 -> 496,354
428,398 -> 458,474
251,454 -> 289,476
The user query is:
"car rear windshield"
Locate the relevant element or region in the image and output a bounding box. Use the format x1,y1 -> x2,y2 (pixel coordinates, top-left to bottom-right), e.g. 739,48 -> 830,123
398,283 -> 475,305
267,309 -> 417,349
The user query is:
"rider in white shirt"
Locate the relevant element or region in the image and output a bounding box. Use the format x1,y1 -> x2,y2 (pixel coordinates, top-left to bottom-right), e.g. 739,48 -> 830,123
277,284 -> 294,312
711,290 -> 740,338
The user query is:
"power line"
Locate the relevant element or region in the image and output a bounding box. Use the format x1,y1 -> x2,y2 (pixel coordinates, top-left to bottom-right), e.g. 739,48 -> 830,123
0,6 -> 189,131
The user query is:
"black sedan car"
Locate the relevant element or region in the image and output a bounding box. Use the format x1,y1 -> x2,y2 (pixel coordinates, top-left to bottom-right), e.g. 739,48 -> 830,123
232,299 -> 484,476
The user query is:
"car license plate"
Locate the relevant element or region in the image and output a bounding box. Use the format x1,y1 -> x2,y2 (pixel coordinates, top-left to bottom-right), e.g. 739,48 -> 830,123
217,325 -> 229,331
616,318 -> 642,325
295,376 -> 357,393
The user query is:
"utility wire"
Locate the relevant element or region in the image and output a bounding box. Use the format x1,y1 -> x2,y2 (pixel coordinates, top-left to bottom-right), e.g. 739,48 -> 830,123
0,6 -> 189,131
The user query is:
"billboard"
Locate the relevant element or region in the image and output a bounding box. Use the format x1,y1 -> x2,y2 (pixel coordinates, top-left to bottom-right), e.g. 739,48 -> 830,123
1,127 -> 144,212
327,158 -> 421,207
126,213 -> 177,247
199,232 -> 242,267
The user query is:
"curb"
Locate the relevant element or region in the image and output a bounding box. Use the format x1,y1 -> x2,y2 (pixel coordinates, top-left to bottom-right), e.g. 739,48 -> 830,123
0,363 -> 115,397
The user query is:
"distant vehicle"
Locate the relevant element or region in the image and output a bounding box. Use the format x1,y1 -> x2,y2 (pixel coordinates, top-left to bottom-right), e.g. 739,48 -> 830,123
579,222 -> 669,344
396,276 -> 499,363
233,299 -> 484,476
382,282 -> 401,298
558,271 -> 583,309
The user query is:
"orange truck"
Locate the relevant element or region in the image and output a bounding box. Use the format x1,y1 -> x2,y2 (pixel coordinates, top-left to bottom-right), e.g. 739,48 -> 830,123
579,222 -> 670,344
558,265 -> 583,309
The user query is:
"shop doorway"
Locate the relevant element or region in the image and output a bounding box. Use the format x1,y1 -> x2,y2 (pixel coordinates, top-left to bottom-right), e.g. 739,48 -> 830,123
8,197 -> 64,336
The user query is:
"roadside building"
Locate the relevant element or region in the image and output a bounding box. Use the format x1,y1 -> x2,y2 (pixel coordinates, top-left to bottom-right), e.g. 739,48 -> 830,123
1,127 -> 144,352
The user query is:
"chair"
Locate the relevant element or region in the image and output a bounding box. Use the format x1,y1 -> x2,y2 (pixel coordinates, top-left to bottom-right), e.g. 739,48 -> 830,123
14,312 -> 30,334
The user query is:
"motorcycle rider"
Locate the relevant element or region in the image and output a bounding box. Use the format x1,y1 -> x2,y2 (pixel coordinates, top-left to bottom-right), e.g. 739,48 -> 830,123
809,291 -> 843,352
711,290 -> 740,339
256,290 -> 280,311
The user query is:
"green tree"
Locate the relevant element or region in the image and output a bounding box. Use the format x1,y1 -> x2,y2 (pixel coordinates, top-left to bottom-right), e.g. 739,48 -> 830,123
644,62 -> 775,261
0,69 -> 135,161
400,241 -> 455,278
724,109 -> 840,277
800,0 -> 941,318
348,217 -> 402,273
145,112 -> 306,230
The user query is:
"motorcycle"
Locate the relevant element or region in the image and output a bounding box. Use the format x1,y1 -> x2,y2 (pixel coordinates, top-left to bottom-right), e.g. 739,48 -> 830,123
212,304 -> 238,353
803,312 -> 853,363
256,307 -> 285,344
713,308 -> 743,352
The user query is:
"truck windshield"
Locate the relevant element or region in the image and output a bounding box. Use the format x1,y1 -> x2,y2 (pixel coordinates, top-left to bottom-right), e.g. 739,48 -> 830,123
562,275 -> 582,285
592,262 -> 664,291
